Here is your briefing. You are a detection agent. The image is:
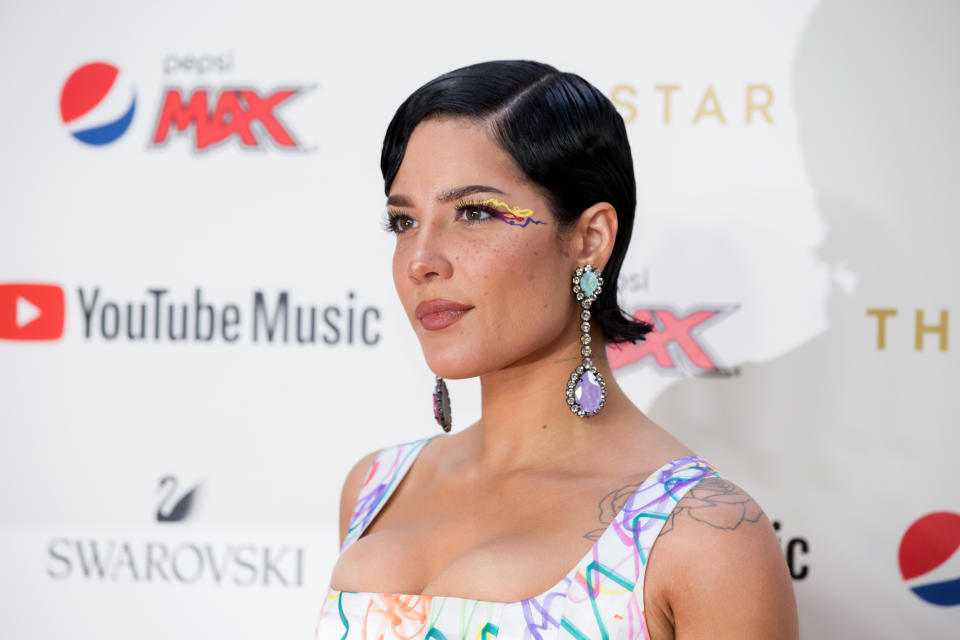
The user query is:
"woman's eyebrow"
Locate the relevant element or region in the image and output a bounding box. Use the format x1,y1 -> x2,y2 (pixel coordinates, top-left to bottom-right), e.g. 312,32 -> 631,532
437,184 -> 507,202
386,185 -> 507,207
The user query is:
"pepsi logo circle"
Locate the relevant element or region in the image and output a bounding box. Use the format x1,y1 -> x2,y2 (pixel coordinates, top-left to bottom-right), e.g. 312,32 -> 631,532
899,511 -> 960,606
60,62 -> 136,145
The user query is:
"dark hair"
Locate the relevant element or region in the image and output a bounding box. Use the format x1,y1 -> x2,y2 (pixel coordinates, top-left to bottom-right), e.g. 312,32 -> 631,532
381,59 -> 653,345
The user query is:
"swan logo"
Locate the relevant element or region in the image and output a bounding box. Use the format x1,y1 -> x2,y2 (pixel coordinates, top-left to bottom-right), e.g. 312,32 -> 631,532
60,62 -> 136,145
156,475 -> 199,523
606,305 -> 738,376
899,511 -> 960,606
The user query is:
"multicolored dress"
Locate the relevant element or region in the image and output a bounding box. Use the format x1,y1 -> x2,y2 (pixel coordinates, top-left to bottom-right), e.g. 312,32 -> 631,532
315,434 -> 721,639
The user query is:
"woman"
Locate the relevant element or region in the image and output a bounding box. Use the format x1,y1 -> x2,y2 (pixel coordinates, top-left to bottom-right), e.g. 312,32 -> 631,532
316,60 -> 798,639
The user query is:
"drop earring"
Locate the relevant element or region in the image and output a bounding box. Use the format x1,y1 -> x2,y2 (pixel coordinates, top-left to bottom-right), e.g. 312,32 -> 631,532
566,264 -> 606,417
433,375 -> 452,432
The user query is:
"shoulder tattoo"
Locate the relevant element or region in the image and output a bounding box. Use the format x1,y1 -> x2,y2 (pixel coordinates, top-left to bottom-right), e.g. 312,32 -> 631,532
583,481 -> 644,541
582,476 -> 764,541
659,476 -> 764,537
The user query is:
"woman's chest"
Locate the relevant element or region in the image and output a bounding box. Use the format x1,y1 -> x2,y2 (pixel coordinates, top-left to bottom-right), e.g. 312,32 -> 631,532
330,475 -> 625,602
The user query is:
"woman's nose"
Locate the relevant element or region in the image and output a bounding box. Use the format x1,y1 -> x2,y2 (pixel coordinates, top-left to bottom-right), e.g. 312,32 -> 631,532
407,225 -> 453,283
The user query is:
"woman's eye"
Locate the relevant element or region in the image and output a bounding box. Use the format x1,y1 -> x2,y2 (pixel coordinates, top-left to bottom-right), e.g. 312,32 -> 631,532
456,206 -> 494,223
383,213 -> 418,234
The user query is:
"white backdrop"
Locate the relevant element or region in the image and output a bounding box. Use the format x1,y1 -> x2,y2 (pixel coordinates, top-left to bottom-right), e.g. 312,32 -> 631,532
1,0 -> 957,638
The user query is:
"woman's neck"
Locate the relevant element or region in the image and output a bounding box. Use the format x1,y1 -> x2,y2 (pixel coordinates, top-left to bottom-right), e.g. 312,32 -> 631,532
468,335 -> 639,474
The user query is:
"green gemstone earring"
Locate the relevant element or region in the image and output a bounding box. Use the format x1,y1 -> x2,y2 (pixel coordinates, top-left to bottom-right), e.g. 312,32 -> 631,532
566,264 -> 606,417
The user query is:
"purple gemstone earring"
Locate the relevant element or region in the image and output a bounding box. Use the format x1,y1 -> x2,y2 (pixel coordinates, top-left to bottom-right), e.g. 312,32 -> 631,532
566,264 -> 606,417
433,375 -> 452,432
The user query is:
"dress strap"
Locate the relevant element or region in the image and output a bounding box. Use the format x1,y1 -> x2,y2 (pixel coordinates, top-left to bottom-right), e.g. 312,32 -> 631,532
340,435 -> 435,552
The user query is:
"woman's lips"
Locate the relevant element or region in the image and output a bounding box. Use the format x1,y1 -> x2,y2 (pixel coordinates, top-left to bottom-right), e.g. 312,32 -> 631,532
415,299 -> 474,331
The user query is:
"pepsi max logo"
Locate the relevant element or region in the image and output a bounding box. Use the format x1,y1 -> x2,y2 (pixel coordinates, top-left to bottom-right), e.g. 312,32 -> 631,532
60,62 -> 136,145
607,305 -> 739,377
899,511 -> 960,606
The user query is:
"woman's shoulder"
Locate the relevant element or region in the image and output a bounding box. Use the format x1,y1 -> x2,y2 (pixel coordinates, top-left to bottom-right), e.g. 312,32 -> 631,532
644,470 -> 799,638
341,434 -> 435,490
337,435 -> 435,546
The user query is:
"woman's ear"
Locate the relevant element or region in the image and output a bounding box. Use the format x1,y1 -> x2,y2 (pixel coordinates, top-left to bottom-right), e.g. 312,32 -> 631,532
573,201 -> 618,268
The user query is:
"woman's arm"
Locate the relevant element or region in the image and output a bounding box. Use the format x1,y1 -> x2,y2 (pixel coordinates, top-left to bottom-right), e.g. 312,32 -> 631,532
644,477 -> 799,640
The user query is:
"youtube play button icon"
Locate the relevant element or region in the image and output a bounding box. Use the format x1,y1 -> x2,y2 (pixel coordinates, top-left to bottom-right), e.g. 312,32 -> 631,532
0,284 -> 65,340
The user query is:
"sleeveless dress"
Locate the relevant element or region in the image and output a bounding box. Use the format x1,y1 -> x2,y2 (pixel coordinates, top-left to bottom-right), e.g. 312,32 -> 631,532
315,434 -> 722,640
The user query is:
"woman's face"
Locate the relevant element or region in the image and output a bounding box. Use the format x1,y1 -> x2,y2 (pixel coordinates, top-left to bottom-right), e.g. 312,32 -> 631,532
386,116 -> 577,379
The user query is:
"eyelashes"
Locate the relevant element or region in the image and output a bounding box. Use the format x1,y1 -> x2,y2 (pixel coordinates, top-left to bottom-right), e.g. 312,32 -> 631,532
381,210 -> 409,234
381,199 -> 503,235
452,199 -> 505,226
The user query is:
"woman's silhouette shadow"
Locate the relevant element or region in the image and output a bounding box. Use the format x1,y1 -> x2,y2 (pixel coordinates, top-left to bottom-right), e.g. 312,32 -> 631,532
647,1 -> 959,637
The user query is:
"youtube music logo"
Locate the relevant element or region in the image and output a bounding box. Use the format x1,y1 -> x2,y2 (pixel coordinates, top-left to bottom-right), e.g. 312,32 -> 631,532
0,283 -> 383,345
0,284 -> 65,341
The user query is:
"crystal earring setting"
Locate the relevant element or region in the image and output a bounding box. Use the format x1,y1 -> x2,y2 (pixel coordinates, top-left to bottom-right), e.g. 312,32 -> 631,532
566,264 -> 606,417
433,375 -> 452,432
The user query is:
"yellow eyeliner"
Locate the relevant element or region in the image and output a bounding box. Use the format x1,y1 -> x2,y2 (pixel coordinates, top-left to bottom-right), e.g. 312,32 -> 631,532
462,198 -> 546,227
474,198 -> 536,219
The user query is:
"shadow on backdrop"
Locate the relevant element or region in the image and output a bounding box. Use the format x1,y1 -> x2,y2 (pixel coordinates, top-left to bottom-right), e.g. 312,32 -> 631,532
647,1 -> 959,636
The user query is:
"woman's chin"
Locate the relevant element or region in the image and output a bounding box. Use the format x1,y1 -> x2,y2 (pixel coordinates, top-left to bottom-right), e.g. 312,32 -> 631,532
423,353 -> 482,380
